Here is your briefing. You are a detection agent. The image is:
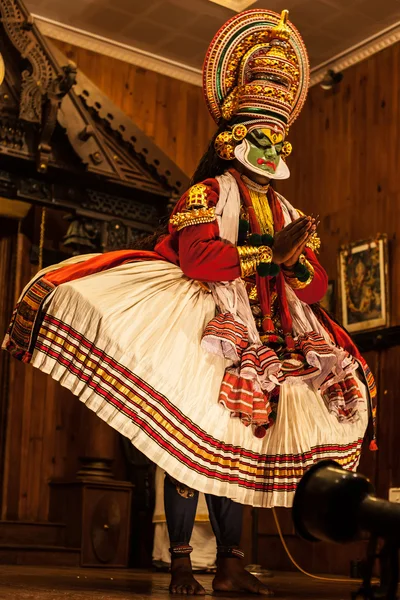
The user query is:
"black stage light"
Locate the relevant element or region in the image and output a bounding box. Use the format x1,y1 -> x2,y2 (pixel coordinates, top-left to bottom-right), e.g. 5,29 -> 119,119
292,460 -> 400,600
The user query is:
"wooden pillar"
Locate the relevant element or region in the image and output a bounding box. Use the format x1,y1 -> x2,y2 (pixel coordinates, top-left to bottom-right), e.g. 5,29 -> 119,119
1,226 -> 33,520
0,218 -> 18,518
78,409 -> 119,480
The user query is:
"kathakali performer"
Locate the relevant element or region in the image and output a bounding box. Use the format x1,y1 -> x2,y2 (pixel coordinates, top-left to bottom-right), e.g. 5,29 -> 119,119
3,8 -> 377,596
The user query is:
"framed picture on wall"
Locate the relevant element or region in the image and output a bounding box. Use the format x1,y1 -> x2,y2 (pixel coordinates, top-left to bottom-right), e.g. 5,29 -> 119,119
338,234 -> 389,333
320,280 -> 336,316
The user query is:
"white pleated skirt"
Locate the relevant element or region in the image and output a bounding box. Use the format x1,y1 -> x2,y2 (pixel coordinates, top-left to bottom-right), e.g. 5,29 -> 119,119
30,260 -> 368,508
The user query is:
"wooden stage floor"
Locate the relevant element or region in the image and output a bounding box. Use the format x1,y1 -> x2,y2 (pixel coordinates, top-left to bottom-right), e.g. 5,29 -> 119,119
0,565 -> 364,600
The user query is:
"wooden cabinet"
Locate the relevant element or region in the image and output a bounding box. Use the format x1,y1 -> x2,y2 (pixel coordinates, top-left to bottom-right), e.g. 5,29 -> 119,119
50,476 -> 133,568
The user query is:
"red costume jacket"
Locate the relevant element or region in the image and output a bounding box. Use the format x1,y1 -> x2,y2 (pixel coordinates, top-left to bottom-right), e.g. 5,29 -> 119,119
155,177 -> 328,304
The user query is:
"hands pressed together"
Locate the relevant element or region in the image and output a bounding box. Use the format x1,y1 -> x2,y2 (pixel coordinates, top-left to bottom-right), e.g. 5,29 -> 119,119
272,215 -> 317,267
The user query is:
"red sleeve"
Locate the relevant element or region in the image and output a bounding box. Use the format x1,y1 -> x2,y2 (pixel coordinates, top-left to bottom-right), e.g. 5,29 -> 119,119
172,178 -> 241,282
294,247 -> 328,304
179,222 -> 241,281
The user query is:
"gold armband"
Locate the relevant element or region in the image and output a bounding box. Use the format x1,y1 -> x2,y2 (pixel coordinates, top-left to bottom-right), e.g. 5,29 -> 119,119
237,245 -> 273,278
185,183 -> 209,209
170,183 -> 216,231
169,207 -> 216,232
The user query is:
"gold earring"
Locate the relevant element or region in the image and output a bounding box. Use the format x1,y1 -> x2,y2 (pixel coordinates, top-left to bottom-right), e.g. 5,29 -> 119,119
281,141 -> 292,160
214,124 -> 247,161
214,131 -> 235,160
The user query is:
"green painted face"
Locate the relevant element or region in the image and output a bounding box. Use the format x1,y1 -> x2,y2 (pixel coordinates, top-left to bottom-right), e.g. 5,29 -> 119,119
246,128 -> 284,175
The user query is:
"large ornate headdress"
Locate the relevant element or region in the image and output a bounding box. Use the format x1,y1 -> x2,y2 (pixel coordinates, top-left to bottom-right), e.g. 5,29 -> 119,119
203,9 -> 309,170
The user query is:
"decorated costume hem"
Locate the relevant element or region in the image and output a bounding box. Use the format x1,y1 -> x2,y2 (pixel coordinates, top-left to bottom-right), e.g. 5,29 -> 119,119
201,311 -> 365,435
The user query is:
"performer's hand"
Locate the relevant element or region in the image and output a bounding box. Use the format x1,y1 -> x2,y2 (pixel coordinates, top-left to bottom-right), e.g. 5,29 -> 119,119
272,216 -> 313,265
283,219 -> 318,268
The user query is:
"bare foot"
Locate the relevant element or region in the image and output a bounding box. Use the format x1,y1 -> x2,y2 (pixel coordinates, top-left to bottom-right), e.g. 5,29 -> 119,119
169,556 -> 206,595
213,557 -> 273,596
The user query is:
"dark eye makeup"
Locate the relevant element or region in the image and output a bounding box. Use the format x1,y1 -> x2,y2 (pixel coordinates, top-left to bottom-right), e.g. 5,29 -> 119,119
248,131 -> 282,152
248,131 -> 272,149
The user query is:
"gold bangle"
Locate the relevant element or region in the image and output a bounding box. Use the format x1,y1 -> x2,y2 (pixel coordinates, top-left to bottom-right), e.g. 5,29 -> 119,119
237,246 -> 259,259
240,257 -> 257,278
238,246 -> 259,277
237,245 -> 273,277
284,258 -> 315,289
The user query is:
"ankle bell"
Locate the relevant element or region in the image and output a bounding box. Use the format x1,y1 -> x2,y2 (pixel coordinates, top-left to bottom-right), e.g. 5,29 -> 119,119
217,546 -> 245,559
169,544 -> 193,559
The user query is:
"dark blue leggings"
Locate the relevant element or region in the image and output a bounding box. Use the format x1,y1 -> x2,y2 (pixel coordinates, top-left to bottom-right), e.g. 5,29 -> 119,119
164,474 -> 243,549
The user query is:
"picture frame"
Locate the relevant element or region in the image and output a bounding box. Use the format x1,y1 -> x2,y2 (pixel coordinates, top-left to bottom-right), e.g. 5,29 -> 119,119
338,234 -> 389,333
320,280 -> 336,316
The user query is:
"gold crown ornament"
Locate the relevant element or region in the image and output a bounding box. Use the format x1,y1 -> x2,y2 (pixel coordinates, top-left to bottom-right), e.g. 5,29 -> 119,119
203,9 -> 309,137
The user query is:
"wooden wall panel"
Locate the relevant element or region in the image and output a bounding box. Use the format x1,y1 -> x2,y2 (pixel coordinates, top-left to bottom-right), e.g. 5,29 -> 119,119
1,209 -> 125,522
51,40 -> 216,178
278,43 -> 400,323
375,346 -> 400,497
277,42 -> 400,495
257,42 -> 400,574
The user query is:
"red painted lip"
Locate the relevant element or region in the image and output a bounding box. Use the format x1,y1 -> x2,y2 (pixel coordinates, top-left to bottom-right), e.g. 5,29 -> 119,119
257,158 -> 277,171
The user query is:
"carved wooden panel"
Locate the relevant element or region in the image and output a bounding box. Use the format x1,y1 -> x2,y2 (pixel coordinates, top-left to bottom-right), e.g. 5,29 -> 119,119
52,40 -> 216,180
0,0 -> 54,123
0,2 -> 188,196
